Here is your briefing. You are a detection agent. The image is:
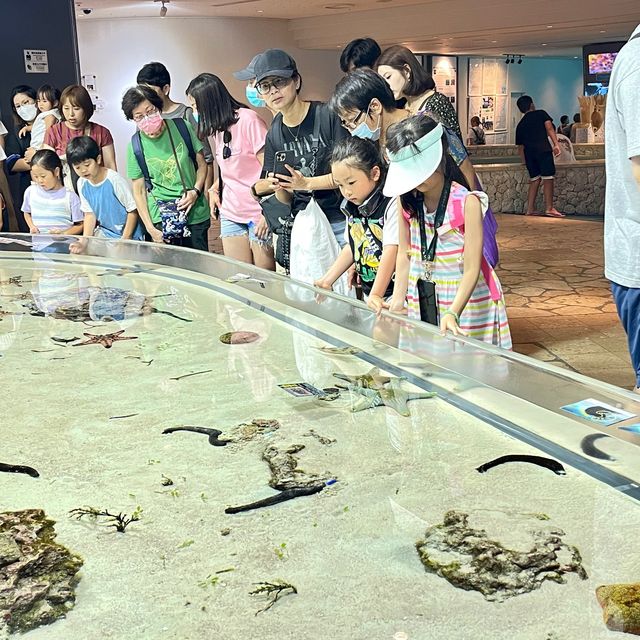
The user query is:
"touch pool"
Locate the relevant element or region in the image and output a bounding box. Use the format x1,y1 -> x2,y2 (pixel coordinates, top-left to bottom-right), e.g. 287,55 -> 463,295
2,234 -> 640,640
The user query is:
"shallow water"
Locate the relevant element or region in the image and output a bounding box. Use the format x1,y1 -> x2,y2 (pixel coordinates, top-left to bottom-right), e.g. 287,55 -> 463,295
1,249 -> 639,640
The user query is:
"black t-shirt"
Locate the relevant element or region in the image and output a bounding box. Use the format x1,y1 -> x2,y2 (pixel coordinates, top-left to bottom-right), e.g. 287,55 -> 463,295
515,110 -> 552,154
262,101 -> 348,223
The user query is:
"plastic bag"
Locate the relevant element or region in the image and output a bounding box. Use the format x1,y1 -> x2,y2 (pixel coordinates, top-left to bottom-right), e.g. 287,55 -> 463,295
289,198 -> 353,298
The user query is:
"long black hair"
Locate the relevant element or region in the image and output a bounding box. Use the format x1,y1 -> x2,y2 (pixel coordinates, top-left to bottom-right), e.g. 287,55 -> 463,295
10,85 -> 37,127
386,113 -> 469,217
186,73 -> 247,139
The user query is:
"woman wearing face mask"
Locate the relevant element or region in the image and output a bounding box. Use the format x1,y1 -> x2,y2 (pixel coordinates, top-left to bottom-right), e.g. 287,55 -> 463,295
122,84 -> 210,250
186,73 -> 274,269
233,56 -> 275,114
331,69 -> 499,269
43,84 -> 116,191
5,85 -> 39,230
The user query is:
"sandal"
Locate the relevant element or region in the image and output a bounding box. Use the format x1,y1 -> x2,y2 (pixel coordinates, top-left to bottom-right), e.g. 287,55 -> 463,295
544,209 -> 565,218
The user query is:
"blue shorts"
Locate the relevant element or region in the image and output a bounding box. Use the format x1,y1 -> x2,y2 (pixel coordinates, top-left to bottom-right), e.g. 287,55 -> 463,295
611,282 -> 640,387
220,216 -> 272,246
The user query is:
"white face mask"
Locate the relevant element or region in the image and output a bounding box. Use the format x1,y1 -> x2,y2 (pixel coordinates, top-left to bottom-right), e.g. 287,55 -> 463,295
17,103 -> 37,122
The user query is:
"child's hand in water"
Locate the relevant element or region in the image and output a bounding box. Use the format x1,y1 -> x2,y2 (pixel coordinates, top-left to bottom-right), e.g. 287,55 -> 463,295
366,294 -> 388,315
440,311 -> 468,337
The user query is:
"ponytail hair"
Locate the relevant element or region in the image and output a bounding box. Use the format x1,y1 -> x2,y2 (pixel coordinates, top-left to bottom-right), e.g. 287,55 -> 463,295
330,136 -> 386,180
30,149 -> 64,177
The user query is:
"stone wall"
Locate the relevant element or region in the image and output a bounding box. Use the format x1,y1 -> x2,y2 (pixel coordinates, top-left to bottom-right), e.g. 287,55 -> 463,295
475,160 -> 605,215
467,143 -> 604,161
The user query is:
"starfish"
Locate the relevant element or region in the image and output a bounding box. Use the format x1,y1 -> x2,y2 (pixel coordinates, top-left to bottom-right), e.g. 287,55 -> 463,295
347,378 -> 436,417
0,308 -> 23,321
0,276 -> 29,288
332,367 -> 394,389
71,330 -> 138,349
315,346 -> 361,356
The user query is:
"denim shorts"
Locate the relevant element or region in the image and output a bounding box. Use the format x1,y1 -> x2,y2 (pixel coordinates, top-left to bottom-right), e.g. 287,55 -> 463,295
220,216 -> 272,246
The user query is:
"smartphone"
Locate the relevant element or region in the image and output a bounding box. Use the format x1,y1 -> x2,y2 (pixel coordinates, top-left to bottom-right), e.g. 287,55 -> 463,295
273,150 -> 296,177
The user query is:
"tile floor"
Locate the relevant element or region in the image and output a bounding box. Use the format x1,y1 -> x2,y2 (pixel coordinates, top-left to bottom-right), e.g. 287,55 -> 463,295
208,213 -> 636,391
496,214 -> 636,390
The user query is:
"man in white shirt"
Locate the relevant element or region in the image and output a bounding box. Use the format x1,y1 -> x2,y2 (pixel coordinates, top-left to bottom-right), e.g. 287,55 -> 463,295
605,23 -> 640,392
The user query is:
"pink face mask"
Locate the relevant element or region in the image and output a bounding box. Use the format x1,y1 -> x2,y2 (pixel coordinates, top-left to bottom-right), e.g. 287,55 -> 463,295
137,112 -> 163,135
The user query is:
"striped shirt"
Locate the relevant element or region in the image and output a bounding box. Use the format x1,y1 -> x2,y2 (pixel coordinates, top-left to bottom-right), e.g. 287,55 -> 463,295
22,185 -> 83,232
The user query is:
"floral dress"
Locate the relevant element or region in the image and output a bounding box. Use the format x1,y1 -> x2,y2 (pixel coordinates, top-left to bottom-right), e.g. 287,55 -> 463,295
406,183 -> 511,349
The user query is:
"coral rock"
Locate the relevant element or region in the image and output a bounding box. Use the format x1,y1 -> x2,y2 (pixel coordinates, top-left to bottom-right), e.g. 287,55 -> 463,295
0,509 -> 83,634
416,510 -> 587,602
596,583 -> 640,635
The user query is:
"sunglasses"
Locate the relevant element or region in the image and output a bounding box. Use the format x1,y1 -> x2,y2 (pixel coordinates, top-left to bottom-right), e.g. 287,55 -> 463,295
256,77 -> 292,96
222,130 -> 231,160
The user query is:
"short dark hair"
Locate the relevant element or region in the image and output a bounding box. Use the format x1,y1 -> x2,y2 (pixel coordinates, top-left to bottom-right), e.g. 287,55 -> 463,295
60,85 -> 95,121
330,68 -> 396,115
331,136 -> 385,178
30,149 -> 63,175
121,85 -> 164,120
471,116 -> 481,127
560,115 -> 569,125
375,45 -> 435,96
10,85 -> 37,126
66,136 -> 101,166
339,38 -> 382,73
516,95 -> 533,114
573,113 -> 581,123
136,62 -> 171,89
186,73 -> 246,138
37,84 -> 61,106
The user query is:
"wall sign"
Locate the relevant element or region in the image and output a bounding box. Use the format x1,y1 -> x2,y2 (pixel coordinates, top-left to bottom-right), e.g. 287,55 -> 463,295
24,49 -> 49,74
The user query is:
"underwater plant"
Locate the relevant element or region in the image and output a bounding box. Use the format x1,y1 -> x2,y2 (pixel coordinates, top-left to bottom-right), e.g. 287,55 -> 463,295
69,506 -> 142,533
250,581 -> 297,615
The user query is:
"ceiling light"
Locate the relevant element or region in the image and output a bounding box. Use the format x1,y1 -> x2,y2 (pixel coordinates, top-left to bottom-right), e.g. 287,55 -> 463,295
491,40 -> 497,44
517,55 -> 523,64
324,2 -> 355,8
541,43 -> 547,46
547,25 -> 553,28
600,30 -> 606,33
155,0 -> 168,17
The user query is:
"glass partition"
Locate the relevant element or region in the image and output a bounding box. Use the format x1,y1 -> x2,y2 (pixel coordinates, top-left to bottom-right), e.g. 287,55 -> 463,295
2,233 -> 639,639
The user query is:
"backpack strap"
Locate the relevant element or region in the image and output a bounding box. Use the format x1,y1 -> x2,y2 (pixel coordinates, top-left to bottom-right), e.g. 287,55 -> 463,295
171,117 -> 197,169
131,130 -> 153,193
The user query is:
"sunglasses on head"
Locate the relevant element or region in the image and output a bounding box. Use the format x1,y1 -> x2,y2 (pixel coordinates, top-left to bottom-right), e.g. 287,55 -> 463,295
223,130 -> 231,160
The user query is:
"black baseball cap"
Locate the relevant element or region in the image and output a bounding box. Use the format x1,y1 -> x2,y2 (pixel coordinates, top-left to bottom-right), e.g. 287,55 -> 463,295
253,49 -> 297,84
233,54 -> 261,81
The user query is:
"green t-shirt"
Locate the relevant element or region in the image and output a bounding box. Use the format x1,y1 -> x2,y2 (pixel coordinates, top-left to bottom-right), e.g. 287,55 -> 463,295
126,119 -> 210,225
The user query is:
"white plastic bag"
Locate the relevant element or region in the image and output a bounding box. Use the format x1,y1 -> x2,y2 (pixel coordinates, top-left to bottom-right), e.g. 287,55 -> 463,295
289,198 -> 354,298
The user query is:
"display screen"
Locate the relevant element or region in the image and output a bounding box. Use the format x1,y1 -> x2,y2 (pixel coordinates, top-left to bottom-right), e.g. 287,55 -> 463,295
588,52 -> 618,74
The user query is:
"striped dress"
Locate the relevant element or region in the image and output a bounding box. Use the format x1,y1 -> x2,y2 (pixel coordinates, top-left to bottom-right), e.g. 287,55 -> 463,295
406,182 -> 512,349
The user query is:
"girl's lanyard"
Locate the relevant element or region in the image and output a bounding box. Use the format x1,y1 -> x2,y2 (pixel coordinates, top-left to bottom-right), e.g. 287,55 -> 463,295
418,180 -> 451,281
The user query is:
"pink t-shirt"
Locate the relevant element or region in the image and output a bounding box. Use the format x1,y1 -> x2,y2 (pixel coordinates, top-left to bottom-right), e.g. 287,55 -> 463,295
210,108 -> 267,224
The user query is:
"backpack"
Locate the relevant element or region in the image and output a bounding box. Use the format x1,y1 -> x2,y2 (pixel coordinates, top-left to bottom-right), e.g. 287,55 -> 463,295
131,118 -> 196,192
472,126 -> 486,145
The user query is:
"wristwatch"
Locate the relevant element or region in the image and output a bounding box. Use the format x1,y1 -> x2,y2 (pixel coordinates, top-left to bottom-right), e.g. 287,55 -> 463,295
191,187 -> 202,197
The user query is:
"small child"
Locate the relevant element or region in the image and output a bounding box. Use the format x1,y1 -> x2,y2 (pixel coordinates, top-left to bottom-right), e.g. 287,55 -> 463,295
467,116 -> 485,146
22,150 -> 83,235
66,136 -> 143,247
384,113 -> 511,348
515,95 -> 563,217
21,85 -> 61,152
314,137 -> 398,313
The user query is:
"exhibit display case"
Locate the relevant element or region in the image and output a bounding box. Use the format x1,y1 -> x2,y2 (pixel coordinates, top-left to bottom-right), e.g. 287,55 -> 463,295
1,234 -> 639,639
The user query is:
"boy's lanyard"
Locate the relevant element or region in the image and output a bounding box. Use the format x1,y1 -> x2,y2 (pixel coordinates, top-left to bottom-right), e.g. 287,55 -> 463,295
418,180 -> 452,281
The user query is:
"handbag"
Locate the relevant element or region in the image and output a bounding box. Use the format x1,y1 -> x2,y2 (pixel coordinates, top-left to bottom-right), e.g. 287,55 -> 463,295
157,123 -> 192,243
417,180 -> 451,325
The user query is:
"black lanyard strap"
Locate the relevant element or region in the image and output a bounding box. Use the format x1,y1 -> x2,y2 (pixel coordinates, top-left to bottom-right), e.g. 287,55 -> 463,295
418,179 -> 452,266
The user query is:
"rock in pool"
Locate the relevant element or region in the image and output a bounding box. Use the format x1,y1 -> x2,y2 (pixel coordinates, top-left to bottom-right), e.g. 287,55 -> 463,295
596,583 -> 640,635
219,331 -> 260,345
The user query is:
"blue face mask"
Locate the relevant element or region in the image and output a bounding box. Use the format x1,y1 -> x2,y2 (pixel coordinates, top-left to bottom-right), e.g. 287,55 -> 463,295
350,111 -> 381,141
192,111 -> 199,123
245,85 -> 266,108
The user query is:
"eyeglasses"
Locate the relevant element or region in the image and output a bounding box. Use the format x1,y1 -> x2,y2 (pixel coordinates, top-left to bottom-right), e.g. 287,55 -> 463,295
339,109 -> 365,131
133,107 -> 160,123
222,130 -> 231,160
256,77 -> 291,96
